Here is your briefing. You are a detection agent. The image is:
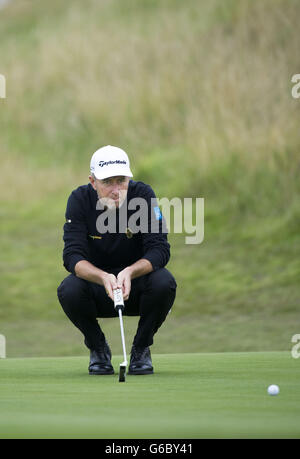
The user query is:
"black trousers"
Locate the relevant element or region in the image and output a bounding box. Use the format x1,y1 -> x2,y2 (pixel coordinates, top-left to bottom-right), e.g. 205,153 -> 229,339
57,268 -> 177,350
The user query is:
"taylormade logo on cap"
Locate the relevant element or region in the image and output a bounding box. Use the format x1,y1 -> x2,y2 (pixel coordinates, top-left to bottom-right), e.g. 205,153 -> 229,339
90,145 -> 133,180
99,160 -> 127,167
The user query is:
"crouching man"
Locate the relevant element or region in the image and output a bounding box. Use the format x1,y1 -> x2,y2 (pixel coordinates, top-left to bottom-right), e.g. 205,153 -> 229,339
57,145 -> 177,375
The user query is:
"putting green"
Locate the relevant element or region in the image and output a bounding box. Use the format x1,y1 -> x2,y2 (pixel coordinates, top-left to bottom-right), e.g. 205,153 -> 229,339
0,352 -> 299,439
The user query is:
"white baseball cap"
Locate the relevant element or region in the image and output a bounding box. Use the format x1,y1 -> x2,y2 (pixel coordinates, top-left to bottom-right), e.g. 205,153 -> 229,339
90,145 -> 133,180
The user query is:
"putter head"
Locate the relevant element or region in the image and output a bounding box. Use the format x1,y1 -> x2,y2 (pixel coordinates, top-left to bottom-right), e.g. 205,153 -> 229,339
119,364 -> 126,382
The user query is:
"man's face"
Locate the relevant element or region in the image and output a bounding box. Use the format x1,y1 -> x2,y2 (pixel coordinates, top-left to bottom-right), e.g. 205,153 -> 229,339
89,175 -> 130,209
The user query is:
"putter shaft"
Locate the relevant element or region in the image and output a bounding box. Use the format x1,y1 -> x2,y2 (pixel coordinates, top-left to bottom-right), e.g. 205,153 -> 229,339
118,308 -> 127,366
114,289 -> 127,382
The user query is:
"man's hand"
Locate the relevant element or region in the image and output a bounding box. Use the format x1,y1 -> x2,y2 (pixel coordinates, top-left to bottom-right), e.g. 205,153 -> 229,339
102,273 -> 118,301
74,259 -> 152,302
74,261 -> 118,301
117,268 -> 132,301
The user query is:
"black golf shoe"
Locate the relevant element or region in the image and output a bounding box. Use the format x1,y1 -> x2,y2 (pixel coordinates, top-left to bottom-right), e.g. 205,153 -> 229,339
89,341 -> 114,375
128,345 -> 154,375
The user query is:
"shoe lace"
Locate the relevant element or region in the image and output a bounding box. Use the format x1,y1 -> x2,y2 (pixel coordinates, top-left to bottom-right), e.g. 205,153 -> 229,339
132,346 -> 149,361
95,341 -> 110,355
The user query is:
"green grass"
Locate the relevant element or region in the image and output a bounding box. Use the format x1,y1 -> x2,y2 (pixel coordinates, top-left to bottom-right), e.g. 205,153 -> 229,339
0,352 -> 300,439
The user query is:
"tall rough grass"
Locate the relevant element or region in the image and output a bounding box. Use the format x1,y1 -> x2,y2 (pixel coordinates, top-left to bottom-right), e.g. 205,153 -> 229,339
0,0 -> 299,185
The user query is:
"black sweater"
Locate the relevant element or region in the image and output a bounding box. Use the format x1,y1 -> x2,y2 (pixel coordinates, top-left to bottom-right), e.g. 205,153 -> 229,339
62,180 -> 170,274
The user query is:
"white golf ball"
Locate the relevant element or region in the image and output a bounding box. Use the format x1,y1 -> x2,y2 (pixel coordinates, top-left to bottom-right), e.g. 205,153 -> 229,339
267,384 -> 279,396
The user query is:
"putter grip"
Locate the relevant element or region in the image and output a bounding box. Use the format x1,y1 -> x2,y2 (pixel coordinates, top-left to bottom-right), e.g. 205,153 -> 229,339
114,288 -> 124,311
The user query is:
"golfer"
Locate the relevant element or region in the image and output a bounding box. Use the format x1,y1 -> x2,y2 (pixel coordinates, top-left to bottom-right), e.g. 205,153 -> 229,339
57,145 -> 177,375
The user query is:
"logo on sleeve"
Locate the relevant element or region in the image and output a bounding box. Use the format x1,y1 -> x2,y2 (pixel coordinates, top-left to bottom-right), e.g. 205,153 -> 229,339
126,227 -> 133,239
154,206 -> 162,221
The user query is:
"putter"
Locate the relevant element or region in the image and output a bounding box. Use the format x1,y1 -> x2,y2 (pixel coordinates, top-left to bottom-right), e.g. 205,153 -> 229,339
113,288 -> 127,382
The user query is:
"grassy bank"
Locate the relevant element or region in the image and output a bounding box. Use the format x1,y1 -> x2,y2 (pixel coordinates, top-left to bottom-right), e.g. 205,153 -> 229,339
0,0 -> 299,357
